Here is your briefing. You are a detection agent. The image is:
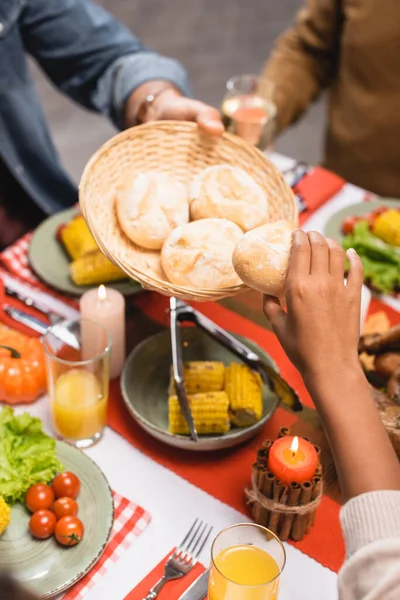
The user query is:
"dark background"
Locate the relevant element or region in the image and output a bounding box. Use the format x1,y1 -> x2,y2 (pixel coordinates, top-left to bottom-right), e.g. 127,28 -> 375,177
31,0 -> 325,181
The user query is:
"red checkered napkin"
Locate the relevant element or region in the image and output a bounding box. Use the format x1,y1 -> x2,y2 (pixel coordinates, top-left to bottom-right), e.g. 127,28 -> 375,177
61,491 -> 151,600
0,233 -> 78,307
0,233 -> 38,285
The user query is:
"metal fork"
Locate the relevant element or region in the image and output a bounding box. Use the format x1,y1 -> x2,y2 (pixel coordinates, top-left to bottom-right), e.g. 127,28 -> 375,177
142,519 -> 212,600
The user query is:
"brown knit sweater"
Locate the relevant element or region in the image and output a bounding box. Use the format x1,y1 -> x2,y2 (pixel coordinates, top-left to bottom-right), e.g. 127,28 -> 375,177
262,0 -> 400,197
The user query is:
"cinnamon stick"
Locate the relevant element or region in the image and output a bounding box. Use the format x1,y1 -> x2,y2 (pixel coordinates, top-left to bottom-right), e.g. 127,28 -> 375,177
291,481 -> 313,541
262,471 -> 275,498
257,467 -> 266,492
279,482 -> 301,541
268,479 -> 286,534
253,501 -> 269,527
313,444 -> 321,456
257,448 -> 268,468
278,427 -> 290,438
307,476 -> 323,531
262,440 -> 273,456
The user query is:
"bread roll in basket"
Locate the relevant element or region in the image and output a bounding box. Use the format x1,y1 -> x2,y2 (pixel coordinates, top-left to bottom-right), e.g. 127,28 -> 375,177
79,121 -> 297,302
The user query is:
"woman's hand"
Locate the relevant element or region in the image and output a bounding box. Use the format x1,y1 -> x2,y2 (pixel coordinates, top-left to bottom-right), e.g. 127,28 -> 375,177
263,230 -> 364,382
124,82 -> 224,136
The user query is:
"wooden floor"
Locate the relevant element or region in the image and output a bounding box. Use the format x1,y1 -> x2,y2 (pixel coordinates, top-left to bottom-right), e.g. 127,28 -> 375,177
31,0 -> 325,183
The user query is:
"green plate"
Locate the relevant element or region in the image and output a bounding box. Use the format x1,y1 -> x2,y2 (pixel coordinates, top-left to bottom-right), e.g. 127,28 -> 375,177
324,198 -> 400,243
0,441 -> 114,598
121,328 -> 280,452
29,207 -> 142,297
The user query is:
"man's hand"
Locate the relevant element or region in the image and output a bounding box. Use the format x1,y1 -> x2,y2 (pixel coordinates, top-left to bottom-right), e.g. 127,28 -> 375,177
263,230 -> 364,382
124,82 -> 224,136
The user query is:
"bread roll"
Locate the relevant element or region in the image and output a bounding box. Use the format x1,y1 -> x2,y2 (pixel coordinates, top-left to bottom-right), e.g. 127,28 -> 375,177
161,218 -> 243,288
189,165 -> 268,232
232,220 -> 294,296
116,171 -> 189,250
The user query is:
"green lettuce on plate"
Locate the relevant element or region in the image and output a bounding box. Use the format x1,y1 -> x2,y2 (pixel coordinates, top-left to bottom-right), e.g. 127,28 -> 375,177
0,407 -> 63,505
342,221 -> 400,294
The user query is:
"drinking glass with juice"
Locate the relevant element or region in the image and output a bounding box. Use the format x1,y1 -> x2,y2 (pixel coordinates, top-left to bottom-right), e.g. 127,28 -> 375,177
209,524 -> 286,600
221,74 -> 277,150
43,318 -> 111,449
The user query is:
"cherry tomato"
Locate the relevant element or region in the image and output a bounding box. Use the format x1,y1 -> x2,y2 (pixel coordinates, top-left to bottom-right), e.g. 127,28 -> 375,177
25,484 -> 55,513
52,497 -> 79,520
342,216 -> 359,235
55,515 -> 84,546
52,472 -> 81,499
29,509 -> 57,539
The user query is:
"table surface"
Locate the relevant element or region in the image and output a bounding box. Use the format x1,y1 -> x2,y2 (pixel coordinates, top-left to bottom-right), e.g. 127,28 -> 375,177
12,153 -> 399,600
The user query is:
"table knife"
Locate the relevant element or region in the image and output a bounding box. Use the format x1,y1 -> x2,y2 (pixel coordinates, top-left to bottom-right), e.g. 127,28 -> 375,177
177,571 -> 209,600
5,286 -> 62,323
4,306 -> 80,350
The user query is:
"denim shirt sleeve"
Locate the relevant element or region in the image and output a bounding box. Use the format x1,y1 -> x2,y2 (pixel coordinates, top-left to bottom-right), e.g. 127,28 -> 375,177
21,0 -> 191,128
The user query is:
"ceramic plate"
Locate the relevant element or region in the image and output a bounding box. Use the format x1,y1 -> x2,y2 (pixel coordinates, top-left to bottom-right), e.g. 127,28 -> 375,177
29,207 -> 142,296
324,198 -> 400,243
0,441 -> 114,598
121,328 -> 280,451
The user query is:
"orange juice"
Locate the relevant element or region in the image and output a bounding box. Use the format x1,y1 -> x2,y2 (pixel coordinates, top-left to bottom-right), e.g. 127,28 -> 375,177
209,544 -> 281,600
51,369 -> 108,440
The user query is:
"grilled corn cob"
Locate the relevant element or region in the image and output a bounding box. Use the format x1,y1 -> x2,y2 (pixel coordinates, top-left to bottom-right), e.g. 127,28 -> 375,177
0,497 -> 11,535
168,361 -> 225,395
168,391 -> 230,435
372,210 -> 400,246
57,215 -> 98,260
70,250 -> 127,285
224,363 -> 263,427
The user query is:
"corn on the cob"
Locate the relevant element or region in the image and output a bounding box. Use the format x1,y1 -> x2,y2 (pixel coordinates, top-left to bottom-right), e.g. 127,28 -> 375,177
168,361 -> 225,395
168,391 -> 230,435
224,363 -> 263,427
70,250 -> 127,285
0,497 -> 11,536
372,210 -> 400,246
57,215 -> 99,260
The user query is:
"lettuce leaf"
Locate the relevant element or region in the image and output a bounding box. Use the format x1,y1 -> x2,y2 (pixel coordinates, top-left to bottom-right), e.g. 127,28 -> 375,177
342,221 -> 400,294
0,406 -> 63,505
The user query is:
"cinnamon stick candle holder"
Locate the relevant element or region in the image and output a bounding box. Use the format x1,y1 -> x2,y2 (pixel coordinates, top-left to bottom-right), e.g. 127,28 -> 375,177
245,427 -> 323,542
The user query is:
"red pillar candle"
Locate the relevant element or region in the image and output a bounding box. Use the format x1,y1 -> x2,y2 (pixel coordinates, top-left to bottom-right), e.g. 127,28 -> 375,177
268,436 -> 318,486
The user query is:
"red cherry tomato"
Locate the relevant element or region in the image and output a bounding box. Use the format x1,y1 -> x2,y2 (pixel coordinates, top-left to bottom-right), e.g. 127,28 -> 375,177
29,509 -> 57,539
52,497 -> 79,520
52,472 -> 81,499
25,484 -> 55,513
342,216 -> 358,235
55,515 -> 84,547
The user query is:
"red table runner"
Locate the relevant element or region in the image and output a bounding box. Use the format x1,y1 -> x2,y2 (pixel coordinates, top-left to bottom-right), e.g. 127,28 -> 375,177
107,292 -> 400,573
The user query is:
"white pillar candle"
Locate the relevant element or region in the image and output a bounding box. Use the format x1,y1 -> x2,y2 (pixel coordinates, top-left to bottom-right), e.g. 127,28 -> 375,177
80,285 -> 125,379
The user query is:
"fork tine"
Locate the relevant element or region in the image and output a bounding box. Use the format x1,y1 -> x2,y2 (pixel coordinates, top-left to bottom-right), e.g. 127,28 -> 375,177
178,519 -> 199,551
192,524 -> 213,559
182,519 -> 204,554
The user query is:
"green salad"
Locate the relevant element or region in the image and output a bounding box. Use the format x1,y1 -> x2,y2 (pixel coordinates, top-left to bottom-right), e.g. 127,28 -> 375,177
0,407 -> 63,504
342,221 -> 400,294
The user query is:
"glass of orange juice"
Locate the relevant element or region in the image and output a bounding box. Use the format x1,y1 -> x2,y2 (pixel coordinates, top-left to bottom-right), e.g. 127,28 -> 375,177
43,318 -> 111,449
208,523 -> 286,600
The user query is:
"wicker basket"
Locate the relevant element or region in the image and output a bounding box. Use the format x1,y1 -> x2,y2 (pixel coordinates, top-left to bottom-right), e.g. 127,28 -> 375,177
79,121 -> 297,301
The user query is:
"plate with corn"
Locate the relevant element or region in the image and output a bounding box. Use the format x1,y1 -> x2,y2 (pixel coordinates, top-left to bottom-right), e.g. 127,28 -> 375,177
325,199 -> 400,297
120,328 -> 280,451
29,207 -> 142,296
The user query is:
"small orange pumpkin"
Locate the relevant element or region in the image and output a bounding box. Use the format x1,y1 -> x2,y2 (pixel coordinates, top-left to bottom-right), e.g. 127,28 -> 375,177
0,332 -> 47,404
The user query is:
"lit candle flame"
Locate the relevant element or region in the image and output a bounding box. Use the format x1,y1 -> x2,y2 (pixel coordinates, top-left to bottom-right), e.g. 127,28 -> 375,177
98,285 -> 107,302
290,436 -> 299,455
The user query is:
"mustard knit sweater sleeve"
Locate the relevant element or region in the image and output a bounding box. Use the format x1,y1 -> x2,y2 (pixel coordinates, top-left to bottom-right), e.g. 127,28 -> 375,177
339,491 -> 400,600
260,0 -> 343,133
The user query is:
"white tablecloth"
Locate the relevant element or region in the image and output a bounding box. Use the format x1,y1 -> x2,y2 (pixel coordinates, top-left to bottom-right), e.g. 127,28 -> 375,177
13,153 -> 399,600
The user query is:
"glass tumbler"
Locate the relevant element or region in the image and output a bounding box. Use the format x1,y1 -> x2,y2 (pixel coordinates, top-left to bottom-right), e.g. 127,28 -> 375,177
43,318 -> 111,448
208,523 -> 286,600
221,74 -> 277,150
